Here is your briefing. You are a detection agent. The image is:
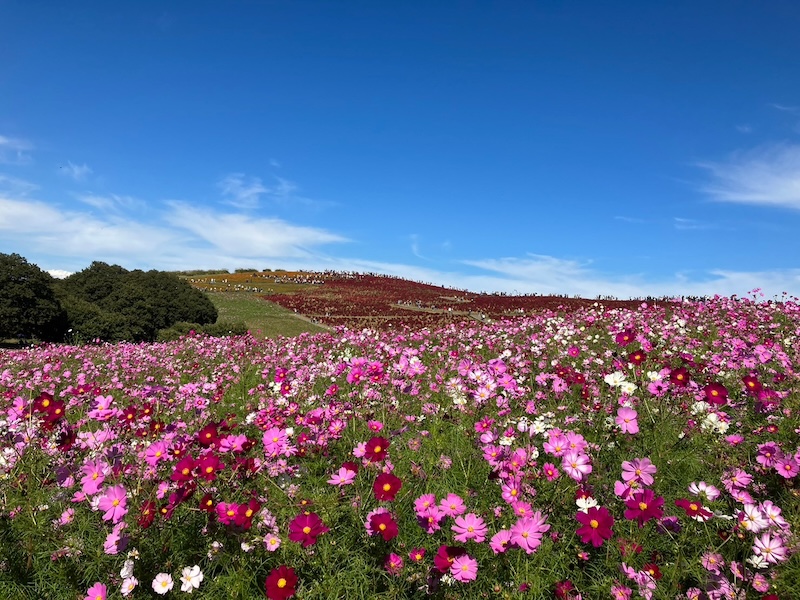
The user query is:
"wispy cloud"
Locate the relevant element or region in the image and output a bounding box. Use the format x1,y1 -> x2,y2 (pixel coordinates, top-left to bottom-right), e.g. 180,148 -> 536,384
735,124 -> 752,134
673,217 -> 714,231
59,161 -> 93,181
614,215 -> 647,224
0,135 -> 33,165
0,174 -> 39,196
697,143 -> 800,210
74,193 -> 143,213
165,201 -> 348,258
218,173 -> 333,209
218,173 -> 268,209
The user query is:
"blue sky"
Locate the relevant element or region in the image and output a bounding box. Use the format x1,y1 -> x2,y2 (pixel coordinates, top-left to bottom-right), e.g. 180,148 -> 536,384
2,1 -> 800,298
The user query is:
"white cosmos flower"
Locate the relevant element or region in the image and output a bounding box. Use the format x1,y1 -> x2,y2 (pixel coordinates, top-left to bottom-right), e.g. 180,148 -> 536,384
180,564 -> 204,592
152,573 -> 174,595
604,371 -> 626,387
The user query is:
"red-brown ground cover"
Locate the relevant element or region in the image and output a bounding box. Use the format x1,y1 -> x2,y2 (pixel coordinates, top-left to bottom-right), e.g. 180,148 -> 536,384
261,273 -> 658,331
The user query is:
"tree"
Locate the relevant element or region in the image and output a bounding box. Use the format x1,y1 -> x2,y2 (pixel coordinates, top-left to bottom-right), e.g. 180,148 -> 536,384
0,253 -> 68,342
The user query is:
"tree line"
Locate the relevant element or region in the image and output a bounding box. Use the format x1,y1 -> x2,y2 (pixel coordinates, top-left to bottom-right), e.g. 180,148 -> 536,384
0,253 -> 238,344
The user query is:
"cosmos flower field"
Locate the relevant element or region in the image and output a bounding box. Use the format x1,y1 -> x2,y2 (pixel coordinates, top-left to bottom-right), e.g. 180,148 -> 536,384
1,293 -> 799,599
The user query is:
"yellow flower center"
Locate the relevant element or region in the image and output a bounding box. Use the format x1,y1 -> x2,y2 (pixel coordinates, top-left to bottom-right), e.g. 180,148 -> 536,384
379,523 -> 386,531
590,519 -> 599,529
303,526 -> 311,534
639,502 -> 648,511
278,578 -> 287,588
112,499 -> 119,507
383,483 -> 391,492
374,445 -> 382,453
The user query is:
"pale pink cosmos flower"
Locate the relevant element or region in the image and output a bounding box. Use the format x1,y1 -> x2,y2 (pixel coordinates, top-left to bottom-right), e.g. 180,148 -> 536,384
327,466 -> 356,486
120,577 -> 138,597
452,513 -> 488,543
263,534 -> 281,552
687,481 -> 720,501
561,451 -> 592,482
621,458 -> 656,486
752,532 -> 787,564
450,554 -> 478,582
97,485 -> 128,523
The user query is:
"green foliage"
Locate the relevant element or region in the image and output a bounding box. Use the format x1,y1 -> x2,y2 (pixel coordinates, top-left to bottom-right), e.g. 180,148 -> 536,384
0,252 -> 68,342
55,262 -> 218,342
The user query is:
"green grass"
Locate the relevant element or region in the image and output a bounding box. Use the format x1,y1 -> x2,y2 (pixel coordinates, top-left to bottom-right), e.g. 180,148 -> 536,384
207,292 -> 329,339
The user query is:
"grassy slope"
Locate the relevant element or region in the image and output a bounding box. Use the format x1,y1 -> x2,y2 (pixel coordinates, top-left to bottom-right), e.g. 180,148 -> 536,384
207,292 -> 329,339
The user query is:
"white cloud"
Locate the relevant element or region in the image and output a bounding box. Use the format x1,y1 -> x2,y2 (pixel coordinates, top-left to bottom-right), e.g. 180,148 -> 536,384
47,269 -> 73,279
0,135 -> 33,165
218,172 -> 333,209
59,161 -> 93,181
735,124 -> 752,134
673,217 -> 714,231
75,193 -> 143,212
164,201 -> 348,258
218,173 -> 268,208
0,174 -> 39,195
698,143 -> 800,210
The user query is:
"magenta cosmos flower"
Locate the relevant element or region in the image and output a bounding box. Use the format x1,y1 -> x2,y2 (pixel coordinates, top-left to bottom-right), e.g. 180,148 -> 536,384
373,473 -> 403,501
288,512 -> 329,547
575,506 -> 614,547
98,485 -> 128,523
623,489 -> 664,527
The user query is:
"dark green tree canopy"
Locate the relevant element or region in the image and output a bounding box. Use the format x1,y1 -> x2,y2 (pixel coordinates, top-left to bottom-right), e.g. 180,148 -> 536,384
0,253 -> 68,341
56,263 -> 218,342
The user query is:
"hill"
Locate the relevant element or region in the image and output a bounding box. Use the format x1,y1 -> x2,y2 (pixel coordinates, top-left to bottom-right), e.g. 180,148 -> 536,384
187,270 -> 664,332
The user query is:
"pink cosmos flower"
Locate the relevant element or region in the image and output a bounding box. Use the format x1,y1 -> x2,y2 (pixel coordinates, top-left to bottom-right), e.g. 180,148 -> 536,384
621,458 -> 656,486
510,512 -> 550,554
327,466 -> 356,486
98,485 -> 128,523
438,493 -> 466,517
80,459 -> 108,495
414,493 -> 437,515
450,554 -> 478,582
409,547 -> 426,562
452,513 -> 488,543
542,463 -> 560,481
385,553 -> 404,575
85,582 -> 107,600
774,456 -> 798,479
561,451 -> 592,482
144,440 -> 169,467
417,505 -> 444,533
490,529 -> 513,554
615,407 -> 639,434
